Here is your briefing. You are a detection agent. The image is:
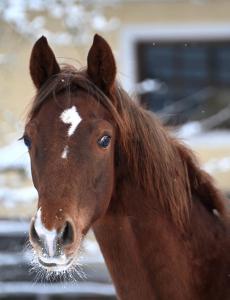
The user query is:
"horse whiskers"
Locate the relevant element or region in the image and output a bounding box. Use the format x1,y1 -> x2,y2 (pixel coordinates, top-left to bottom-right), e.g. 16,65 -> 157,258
65,236 -> 87,281
25,237 -> 86,283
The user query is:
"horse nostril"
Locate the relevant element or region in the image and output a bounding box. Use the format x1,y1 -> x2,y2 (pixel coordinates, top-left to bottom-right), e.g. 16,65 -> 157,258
61,221 -> 74,245
30,220 -> 40,245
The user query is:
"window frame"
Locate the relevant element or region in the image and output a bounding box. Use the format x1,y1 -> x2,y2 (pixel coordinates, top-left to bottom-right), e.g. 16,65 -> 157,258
119,23 -> 230,93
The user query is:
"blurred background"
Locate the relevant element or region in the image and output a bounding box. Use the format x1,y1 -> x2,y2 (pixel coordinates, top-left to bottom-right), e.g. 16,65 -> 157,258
0,0 -> 230,299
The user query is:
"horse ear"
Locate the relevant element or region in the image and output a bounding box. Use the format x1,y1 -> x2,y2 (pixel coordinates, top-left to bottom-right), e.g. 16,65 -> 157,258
87,34 -> 116,95
30,36 -> 60,89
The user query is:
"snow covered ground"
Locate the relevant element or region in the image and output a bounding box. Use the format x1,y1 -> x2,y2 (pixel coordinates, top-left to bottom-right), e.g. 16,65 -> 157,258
0,140 -> 37,216
176,124 -> 230,176
0,141 -> 30,174
177,124 -> 230,149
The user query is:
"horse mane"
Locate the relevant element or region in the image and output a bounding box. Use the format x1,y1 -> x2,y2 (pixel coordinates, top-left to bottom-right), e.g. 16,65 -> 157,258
28,65 -> 227,230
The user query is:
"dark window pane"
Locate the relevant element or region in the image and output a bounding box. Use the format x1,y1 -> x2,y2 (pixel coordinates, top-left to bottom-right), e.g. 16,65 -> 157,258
216,47 -> 230,84
136,40 -> 230,126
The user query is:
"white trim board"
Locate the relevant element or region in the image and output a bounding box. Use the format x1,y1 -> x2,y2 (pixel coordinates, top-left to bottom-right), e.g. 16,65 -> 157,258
119,23 -> 230,92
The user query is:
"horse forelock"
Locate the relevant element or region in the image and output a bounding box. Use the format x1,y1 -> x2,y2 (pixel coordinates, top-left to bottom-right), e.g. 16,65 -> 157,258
27,65 -> 227,231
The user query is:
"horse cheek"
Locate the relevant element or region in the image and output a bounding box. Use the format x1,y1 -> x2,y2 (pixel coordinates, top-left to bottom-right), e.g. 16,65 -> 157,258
92,163 -> 114,220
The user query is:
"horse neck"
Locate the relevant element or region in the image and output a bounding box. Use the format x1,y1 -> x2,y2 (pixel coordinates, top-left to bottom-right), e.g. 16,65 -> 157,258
93,178 -> 194,300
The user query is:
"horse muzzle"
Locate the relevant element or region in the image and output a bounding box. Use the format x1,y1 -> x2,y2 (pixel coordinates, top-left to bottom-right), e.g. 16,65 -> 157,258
29,208 -> 77,272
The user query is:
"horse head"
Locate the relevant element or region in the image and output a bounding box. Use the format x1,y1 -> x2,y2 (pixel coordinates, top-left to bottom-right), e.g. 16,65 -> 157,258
26,35 -> 117,272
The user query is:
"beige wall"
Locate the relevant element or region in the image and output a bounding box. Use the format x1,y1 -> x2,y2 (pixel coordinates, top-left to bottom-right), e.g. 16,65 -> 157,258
107,1 -> 230,24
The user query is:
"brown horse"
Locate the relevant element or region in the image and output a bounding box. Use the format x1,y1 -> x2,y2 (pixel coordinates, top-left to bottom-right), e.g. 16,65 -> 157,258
25,34 -> 230,299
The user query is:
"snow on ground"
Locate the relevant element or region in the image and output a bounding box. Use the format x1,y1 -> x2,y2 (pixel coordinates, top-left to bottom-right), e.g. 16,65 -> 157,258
203,157 -> 230,174
0,141 -> 30,175
0,140 -> 36,208
0,220 -> 29,235
177,127 -> 230,149
82,238 -> 105,264
176,124 -> 230,174
176,121 -> 203,139
0,187 -> 37,207
0,282 -> 115,296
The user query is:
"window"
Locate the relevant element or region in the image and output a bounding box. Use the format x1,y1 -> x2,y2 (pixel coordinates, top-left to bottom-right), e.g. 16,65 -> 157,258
136,41 -> 230,126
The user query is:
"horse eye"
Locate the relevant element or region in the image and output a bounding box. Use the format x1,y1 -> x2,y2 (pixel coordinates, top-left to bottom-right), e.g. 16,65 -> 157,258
23,135 -> 32,149
97,135 -> 111,148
